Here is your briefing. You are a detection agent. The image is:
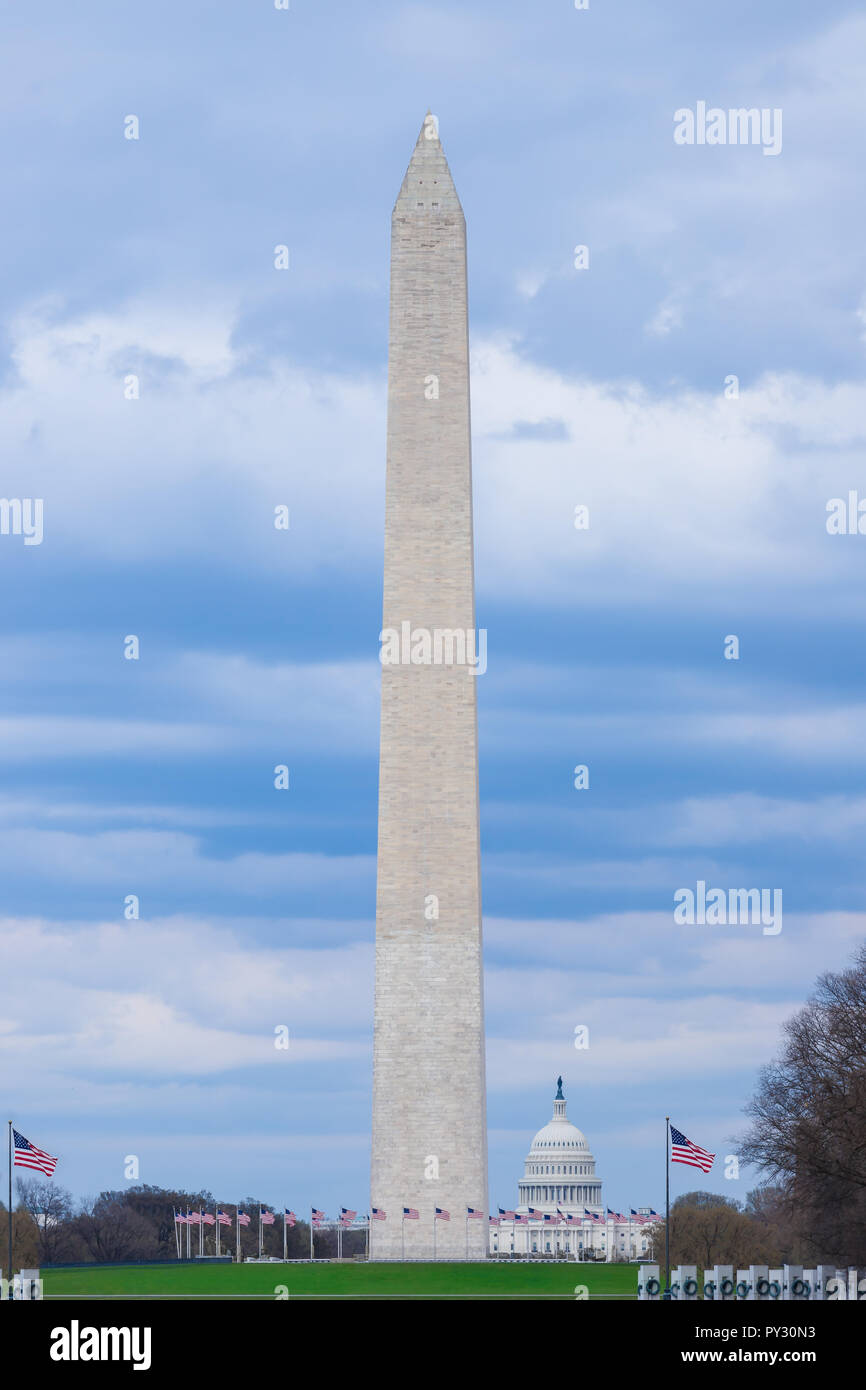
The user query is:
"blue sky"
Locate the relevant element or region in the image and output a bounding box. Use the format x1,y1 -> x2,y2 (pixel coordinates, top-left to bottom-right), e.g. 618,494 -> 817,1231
1,0 -> 865,1219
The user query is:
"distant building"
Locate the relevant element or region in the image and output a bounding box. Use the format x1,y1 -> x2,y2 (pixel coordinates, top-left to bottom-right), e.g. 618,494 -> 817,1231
490,1081 -> 657,1260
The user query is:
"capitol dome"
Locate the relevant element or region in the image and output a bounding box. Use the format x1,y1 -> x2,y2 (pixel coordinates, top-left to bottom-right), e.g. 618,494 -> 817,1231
517,1078 -> 603,1214
529,1118 -> 590,1153
490,1079 -> 655,1260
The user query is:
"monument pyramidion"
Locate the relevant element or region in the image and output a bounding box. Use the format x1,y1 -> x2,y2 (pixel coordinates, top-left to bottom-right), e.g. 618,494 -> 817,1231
370,115 -> 488,1261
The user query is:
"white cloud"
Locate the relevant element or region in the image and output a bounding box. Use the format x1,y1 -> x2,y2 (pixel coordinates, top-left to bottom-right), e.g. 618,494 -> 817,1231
484,791 -> 866,848
471,341 -> 866,613
4,299 -> 866,618
0,829 -> 375,896
487,995 -> 792,1088
1,297 -> 384,573
0,915 -> 372,1079
644,296 -> 683,337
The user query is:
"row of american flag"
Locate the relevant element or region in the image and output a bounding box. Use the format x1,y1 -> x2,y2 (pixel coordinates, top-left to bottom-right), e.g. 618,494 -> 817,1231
174,1207 -> 358,1228
10,1123 -> 714,1219
490,1207 -> 661,1225
381,1205 -> 661,1224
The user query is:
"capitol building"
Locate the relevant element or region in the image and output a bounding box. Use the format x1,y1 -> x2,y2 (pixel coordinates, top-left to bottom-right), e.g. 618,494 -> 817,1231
490,1080 -> 657,1260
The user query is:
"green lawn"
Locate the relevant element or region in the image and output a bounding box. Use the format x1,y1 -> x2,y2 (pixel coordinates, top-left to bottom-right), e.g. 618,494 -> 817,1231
43,1261 -> 637,1301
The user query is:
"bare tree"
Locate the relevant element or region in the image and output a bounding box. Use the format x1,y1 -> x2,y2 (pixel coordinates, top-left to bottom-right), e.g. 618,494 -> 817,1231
15,1176 -> 81,1265
75,1194 -> 156,1264
739,942 -> 866,1264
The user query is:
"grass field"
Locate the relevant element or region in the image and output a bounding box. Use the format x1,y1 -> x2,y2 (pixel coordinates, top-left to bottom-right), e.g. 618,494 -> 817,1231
43,1261 -> 637,1301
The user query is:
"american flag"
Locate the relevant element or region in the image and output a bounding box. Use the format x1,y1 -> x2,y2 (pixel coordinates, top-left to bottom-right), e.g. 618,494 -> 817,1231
467,1207 -> 483,1219
187,1211 -> 201,1225
670,1124 -> 715,1173
499,1208 -> 516,1220
237,1212 -> 251,1227
12,1129 -> 58,1177
260,1209 -> 275,1225
174,1211 -> 186,1224
201,1212 -> 215,1226
435,1208 -> 450,1221
371,1207 -> 386,1221
284,1210 -> 297,1226
311,1208 -> 325,1225
217,1210 -> 231,1226
403,1207 -> 419,1220
514,1213 -> 528,1225
488,1214 -> 501,1226
341,1208 -> 357,1225
529,1208 -> 544,1221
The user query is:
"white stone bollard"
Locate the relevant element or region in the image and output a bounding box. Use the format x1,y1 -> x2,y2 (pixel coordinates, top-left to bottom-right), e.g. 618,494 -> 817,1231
813,1265 -> 835,1300
749,1265 -> 770,1300
713,1265 -> 736,1301
13,1269 -> 41,1300
736,1268 -> 752,1300
783,1264 -> 811,1300
675,1265 -> 699,1301
767,1268 -> 784,1300
637,1263 -> 661,1301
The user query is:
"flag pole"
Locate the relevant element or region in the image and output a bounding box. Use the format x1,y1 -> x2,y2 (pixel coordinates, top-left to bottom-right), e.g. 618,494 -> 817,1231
7,1121 -> 12,1295
664,1114 -> 671,1300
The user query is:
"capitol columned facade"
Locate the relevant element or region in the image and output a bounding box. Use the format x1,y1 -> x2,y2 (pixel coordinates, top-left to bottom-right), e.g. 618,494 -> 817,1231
490,1080 -> 657,1261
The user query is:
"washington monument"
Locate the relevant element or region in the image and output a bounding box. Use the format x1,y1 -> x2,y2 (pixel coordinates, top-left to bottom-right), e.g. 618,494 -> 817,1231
370,115 -> 488,1260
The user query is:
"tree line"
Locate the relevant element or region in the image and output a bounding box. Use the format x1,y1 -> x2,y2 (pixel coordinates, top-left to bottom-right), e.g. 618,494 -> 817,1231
2,1184 -> 366,1269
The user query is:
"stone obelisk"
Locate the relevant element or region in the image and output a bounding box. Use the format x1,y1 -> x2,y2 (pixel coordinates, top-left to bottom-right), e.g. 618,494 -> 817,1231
370,115 -> 488,1260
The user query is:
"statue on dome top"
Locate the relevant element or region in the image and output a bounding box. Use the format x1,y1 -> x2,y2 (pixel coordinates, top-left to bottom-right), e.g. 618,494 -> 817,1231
555,1076 -> 564,1100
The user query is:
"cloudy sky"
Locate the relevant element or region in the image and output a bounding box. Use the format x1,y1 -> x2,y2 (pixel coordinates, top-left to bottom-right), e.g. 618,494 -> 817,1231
1,0 -> 865,1219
